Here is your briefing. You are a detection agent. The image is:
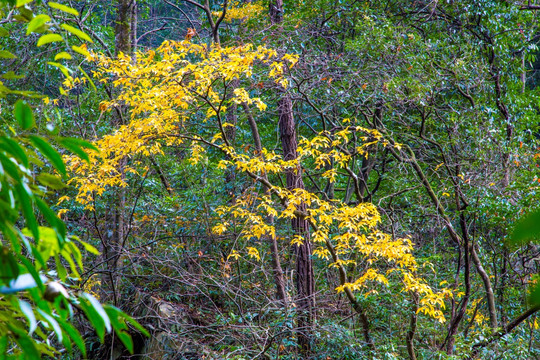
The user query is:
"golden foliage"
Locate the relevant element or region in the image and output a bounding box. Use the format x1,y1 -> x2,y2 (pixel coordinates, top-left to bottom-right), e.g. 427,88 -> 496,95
212,1 -> 265,23
66,40 -> 449,322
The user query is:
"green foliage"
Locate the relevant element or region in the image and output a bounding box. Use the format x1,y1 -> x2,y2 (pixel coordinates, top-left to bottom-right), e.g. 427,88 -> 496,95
510,209 -> 540,306
0,0 -> 146,358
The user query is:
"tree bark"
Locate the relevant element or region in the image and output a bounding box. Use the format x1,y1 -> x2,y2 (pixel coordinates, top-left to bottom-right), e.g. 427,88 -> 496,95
406,293 -> 419,360
268,0 -> 314,352
278,95 -> 315,353
115,0 -> 133,55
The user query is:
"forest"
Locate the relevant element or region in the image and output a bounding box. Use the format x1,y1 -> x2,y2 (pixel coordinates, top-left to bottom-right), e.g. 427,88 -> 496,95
1,0 -> 540,359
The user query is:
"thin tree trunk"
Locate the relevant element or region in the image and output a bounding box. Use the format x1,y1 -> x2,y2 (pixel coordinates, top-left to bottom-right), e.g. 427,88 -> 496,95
102,0 -> 135,304
115,0 -> 133,55
278,95 -> 315,353
406,293 -> 419,360
443,211 -> 471,353
269,0 -> 314,352
471,245 -> 498,329
242,103 -> 288,306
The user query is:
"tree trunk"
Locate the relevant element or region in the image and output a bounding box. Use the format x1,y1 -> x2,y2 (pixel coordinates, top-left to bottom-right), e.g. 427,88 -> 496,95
278,95 -> 315,353
243,103 -> 288,306
115,0 -> 133,55
102,0 -> 136,305
269,0 -> 314,352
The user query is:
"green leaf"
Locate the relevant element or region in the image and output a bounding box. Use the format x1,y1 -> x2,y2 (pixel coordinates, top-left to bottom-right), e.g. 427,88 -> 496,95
60,24 -> 92,43
0,136 -> 29,167
72,237 -> 100,255
37,308 -> 63,343
15,183 -> 38,241
46,62 -> 70,77
72,44 -> 90,57
54,51 -> 72,61
105,305 -> 150,337
54,254 -> 67,280
1,71 -> 25,80
8,324 -> 40,360
37,33 -> 63,47
29,135 -> 66,176
15,6 -> 34,22
0,27 -> 9,37
48,2 -> 79,17
0,152 -> 22,182
16,0 -> 33,7
19,300 -> 37,334
117,330 -> 134,353
79,295 -> 106,342
14,100 -> 34,130
0,50 -> 16,59
5,223 -> 22,253
35,198 -> 66,243
58,137 -> 98,152
82,293 -> 111,333
0,336 -> 7,354
0,248 -> 20,286
103,307 -> 134,353
510,209 -> 540,246
26,14 -> 50,35
60,247 -> 80,278
58,320 -> 86,357
78,66 -> 96,91
36,173 -> 67,190
64,241 -> 83,271
58,137 -> 98,163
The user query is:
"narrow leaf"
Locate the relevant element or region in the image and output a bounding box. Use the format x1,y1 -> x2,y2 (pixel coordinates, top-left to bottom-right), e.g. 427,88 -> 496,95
79,296 -> 105,341
58,137 -> 98,152
19,300 -> 37,334
105,305 -> 150,337
29,135 -> 66,176
0,50 -> 16,59
8,325 -> 40,360
15,183 -> 38,241
48,2 -> 79,16
58,320 -> 86,357
83,293 -> 111,333
54,51 -> 72,61
1,71 -> 25,79
37,33 -> 63,47
36,173 -> 67,190
16,0 -> 33,6
117,331 -> 134,353
72,45 -> 90,57
46,62 -> 70,77
0,137 -> 29,166
60,24 -> 92,43
14,100 -> 34,130
37,308 -> 63,343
